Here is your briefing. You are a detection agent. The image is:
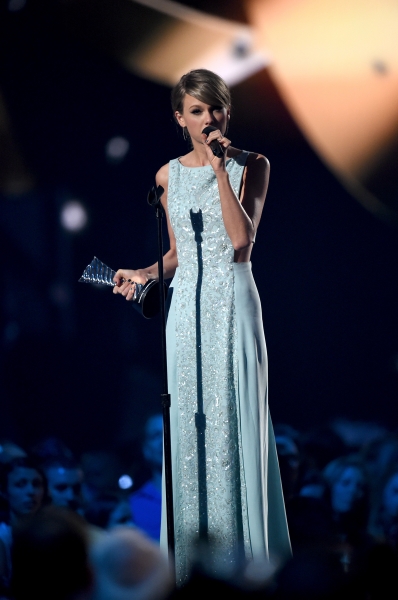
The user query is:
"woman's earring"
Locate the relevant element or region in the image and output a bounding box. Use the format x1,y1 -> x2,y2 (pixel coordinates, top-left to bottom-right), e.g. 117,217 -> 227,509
183,126 -> 188,140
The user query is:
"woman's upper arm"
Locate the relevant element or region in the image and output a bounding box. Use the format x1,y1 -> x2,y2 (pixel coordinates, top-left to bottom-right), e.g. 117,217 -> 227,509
155,163 -> 177,253
240,153 -> 270,232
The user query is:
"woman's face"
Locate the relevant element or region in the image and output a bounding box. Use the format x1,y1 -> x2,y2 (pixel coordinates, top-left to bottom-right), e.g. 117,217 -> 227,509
383,473 -> 398,518
7,466 -> 45,518
176,94 -> 229,144
331,466 -> 365,514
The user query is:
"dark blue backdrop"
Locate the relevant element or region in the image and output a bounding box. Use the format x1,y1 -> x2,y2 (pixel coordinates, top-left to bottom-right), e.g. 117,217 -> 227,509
1,0 -> 397,453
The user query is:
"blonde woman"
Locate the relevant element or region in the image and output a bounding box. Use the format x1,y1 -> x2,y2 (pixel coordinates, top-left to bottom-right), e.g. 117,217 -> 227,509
113,69 -> 291,583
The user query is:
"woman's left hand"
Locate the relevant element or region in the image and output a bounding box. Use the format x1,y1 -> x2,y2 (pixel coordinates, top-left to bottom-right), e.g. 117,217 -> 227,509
202,129 -> 231,172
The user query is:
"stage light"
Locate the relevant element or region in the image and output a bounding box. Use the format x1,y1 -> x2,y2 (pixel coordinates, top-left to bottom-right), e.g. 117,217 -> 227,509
245,0 -> 398,222
118,474 -> 133,490
123,0 -> 269,86
105,136 -> 130,162
60,200 -> 88,232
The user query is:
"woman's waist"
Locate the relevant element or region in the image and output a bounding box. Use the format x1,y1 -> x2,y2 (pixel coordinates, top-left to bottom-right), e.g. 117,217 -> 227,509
171,260 -> 253,284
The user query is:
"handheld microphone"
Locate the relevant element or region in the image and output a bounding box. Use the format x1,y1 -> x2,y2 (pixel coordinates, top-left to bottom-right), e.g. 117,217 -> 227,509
202,126 -> 225,158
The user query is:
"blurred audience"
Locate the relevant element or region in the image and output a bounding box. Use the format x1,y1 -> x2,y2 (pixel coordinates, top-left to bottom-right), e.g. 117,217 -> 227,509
11,506 -> 92,600
30,436 -> 74,463
80,450 -> 123,505
369,465 -> 398,551
129,414 -> 163,541
85,493 -> 133,530
90,526 -> 172,600
1,419 -> 398,598
41,457 -> 84,513
0,456 -> 48,591
0,442 -> 26,465
322,455 -> 371,572
274,425 -> 301,501
323,456 -> 369,534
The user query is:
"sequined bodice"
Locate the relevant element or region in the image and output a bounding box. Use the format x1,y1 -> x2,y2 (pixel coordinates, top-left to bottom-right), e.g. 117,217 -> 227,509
167,153 -> 249,276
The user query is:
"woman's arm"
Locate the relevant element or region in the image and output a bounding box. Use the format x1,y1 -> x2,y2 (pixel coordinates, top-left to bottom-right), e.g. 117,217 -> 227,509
113,163 -> 178,301
217,153 -> 269,250
202,129 -> 269,251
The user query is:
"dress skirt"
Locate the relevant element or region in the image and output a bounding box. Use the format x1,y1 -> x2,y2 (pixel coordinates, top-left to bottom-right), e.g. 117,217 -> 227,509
161,262 -> 291,580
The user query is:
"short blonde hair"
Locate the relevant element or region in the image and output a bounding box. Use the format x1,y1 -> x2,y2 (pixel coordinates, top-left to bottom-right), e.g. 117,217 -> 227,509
171,69 -> 231,118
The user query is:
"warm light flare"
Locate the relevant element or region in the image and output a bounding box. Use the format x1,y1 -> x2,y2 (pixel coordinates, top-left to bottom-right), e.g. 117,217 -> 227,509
247,0 -> 398,179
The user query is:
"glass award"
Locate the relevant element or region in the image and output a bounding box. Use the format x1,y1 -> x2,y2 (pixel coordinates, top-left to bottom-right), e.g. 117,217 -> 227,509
78,256 -> 166,319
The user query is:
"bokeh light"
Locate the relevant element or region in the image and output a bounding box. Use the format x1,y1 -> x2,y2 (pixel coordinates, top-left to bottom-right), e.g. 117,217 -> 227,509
105,136 -> 130,163
60,200 -> 88,232
118,474 -> 133,490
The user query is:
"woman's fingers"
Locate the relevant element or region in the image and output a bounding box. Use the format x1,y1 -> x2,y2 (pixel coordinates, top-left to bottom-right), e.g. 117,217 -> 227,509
113,268 -> 137,285
126,284 -> 137,301
114,280 -> 140,301
204,129 -> 231,147
113,269 -> 150,299
121,281 -> 134,297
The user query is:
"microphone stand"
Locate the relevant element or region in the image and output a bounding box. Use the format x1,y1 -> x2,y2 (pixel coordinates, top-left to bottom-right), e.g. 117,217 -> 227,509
147,185 -> 175,576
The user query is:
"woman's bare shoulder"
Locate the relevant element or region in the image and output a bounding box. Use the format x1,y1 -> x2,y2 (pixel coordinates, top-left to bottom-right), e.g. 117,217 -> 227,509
155,162 -> 170,188
245,151 -> 270,170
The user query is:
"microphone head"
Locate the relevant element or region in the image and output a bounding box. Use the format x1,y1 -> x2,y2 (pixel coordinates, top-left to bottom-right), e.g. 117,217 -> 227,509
202,126 -> 218,136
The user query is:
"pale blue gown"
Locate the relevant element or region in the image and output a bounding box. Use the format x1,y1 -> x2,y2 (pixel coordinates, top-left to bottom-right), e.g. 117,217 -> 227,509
160,152 -> 291,584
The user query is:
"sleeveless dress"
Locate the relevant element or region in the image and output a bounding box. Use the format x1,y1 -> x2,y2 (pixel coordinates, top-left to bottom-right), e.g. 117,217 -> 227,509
161,152 -> 291,584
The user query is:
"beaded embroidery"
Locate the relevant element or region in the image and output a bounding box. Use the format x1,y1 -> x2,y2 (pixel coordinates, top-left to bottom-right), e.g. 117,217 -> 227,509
167,153 -> 251,583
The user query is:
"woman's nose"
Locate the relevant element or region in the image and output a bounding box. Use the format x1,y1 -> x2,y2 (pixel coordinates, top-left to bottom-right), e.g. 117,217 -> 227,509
204,111 -> 214,124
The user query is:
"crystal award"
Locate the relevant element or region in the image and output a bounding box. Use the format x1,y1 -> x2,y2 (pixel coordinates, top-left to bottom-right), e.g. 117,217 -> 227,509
79,256 -> 166,319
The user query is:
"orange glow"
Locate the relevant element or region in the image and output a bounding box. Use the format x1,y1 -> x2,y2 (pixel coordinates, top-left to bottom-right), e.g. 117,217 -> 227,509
246,0 -> 398,178
126,0 -> 268,86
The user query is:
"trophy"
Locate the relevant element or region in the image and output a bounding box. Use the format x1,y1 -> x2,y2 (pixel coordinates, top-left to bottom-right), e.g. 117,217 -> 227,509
79,256 -> 166,319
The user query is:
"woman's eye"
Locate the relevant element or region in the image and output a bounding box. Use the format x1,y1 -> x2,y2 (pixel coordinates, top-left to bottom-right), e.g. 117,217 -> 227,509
191,109 -> 201,114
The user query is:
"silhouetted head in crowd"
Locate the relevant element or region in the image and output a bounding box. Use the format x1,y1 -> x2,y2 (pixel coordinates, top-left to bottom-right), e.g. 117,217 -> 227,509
11,506 -> 92,600
0,457 -> 48,526
300,426 -> 347,472
323,456 -> 367,515
30,436 -> 74,462
273,547 -> 355,600
323,455 -> 370,546
361,432 -> 398,483
381,469 -> 398,521
143,415 -> 163,477
90,526 -> 172,600
285,496 -> 335,552
0,441 -> 26,464
274,424 -> 301,500
41,457 -> 83,512
85,494 -> 133,530
369,465 -> 398,550
80,451 -> 122,503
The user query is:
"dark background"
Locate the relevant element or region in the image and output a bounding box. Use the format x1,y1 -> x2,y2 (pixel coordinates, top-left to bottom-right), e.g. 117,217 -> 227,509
1,0 -> 397,455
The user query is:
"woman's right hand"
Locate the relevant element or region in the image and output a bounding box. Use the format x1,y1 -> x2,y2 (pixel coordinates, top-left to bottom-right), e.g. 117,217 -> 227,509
112,269 -> 151,301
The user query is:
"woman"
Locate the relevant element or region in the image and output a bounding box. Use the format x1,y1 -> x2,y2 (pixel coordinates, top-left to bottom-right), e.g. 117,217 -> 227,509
0,456 -> 47,590
113,69 -> 291,582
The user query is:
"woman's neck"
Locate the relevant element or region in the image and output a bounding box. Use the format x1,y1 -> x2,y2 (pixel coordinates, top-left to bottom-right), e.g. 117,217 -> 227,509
185,143 -> 211,167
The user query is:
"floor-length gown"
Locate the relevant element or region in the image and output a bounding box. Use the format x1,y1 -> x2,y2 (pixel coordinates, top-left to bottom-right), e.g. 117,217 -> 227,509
160,152 -> 291,584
